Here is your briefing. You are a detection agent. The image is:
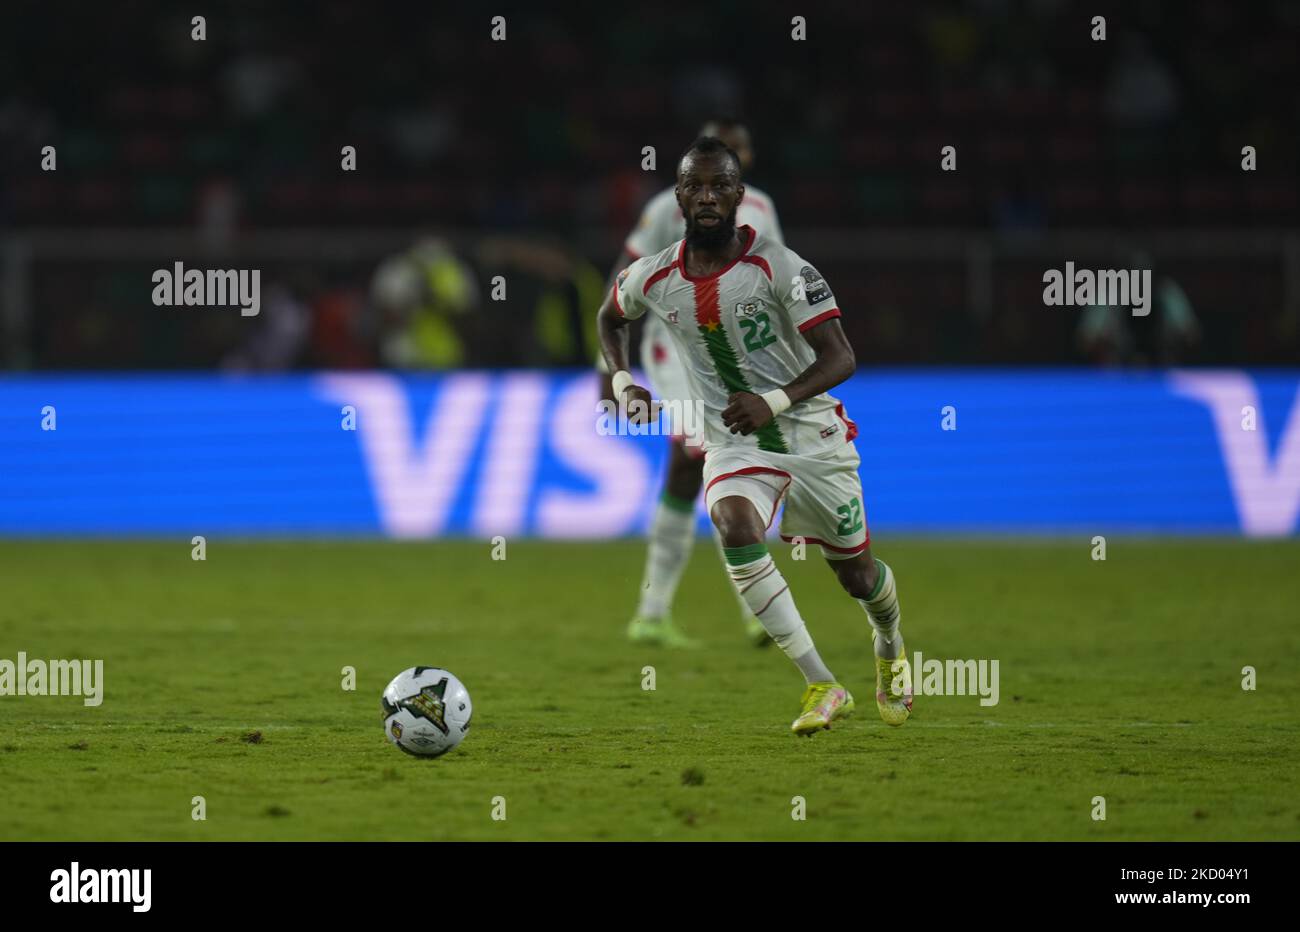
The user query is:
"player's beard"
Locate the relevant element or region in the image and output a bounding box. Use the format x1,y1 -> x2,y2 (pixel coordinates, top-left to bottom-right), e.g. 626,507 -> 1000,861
685,206 -> 737,251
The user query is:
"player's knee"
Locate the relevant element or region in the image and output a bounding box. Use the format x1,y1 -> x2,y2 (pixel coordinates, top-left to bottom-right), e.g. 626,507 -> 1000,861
710,499 -> 765,548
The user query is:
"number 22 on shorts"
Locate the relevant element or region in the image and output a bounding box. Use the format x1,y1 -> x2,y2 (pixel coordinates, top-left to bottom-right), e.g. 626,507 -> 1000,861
836,497 -> 863,535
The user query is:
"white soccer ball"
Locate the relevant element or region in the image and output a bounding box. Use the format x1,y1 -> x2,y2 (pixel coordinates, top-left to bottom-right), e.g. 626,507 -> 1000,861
381,667 -> 473,758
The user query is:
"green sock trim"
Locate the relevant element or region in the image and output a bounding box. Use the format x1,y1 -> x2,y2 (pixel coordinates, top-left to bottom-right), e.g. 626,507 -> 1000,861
723,543 -> 769,566
866,558 -> 889,601
660,491 -> 695,514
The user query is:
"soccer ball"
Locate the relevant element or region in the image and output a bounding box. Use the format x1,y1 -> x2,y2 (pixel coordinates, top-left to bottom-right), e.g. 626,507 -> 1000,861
381,667 -> 472,758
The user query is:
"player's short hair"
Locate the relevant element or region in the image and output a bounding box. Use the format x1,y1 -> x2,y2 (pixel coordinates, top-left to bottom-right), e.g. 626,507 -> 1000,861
678,136 -> 742,178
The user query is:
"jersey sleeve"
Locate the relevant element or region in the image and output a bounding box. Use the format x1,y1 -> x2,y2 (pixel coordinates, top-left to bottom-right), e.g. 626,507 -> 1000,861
770,247 -> 841,333
612,257 -> 652,321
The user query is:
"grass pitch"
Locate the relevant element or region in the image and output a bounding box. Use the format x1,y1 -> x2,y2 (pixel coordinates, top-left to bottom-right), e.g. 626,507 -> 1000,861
0,538 -> 1297,841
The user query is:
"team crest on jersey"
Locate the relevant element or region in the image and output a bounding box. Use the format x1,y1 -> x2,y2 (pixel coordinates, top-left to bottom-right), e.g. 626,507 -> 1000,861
666,309 -> 679,324
800,266 -> 831,306
734,300 -> 766,319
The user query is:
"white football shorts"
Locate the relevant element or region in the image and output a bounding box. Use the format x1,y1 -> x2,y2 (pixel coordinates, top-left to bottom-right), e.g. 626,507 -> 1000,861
703,441 -> 870,559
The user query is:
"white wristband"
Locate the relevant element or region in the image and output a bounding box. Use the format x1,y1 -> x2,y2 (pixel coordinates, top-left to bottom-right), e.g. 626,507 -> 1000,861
612,370 -> 635,397
760,388 -> 792,418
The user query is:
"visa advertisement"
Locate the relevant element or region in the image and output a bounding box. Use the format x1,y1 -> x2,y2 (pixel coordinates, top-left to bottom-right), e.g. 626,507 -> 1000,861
0,370 -> 1296,537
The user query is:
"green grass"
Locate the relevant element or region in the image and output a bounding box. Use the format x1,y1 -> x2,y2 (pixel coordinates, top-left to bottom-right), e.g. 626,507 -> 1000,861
0,538 -> 1297,840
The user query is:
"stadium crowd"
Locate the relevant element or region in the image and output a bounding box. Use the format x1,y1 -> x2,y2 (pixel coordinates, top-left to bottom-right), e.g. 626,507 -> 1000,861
1,2 -> 1295,368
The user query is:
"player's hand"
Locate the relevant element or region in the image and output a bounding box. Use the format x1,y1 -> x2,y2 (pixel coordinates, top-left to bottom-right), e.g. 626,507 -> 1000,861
620,384 -> 660,426
722,391 -> 774,436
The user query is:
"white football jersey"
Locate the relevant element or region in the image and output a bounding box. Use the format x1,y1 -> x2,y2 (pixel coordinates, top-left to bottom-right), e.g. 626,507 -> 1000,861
614,224 -> 856,457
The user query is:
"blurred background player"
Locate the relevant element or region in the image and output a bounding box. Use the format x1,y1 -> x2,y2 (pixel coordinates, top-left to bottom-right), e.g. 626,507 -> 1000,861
371,237 -> 480,369
601,119 -> 786,649
1075,248 -> 1202,368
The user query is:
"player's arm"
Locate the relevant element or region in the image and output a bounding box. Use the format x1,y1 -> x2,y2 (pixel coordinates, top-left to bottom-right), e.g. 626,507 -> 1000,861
596,287 -> 656,425
722,317 -> 855,436
782,315 -> 856,401
595,251 -> 639,402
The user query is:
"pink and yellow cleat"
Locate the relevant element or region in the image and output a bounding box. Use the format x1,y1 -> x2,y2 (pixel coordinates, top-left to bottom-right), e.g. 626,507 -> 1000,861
791,682 -> 855,736
874,642 -> 913,726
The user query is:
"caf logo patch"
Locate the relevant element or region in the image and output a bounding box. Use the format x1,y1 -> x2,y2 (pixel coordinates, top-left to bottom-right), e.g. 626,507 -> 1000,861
800,266 -> 831,306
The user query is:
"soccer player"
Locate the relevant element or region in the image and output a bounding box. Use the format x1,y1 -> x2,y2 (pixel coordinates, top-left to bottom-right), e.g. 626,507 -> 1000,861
596,137 -> 913,733
605,119 -> 785,649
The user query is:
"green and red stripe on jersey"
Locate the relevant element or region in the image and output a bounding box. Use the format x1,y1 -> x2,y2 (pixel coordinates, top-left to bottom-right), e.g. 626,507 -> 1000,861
690,275 -> 789,454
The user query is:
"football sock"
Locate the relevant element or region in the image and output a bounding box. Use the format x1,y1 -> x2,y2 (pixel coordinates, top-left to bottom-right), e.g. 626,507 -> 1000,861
791,645 -> 836,686
634,491 -> 697,619
712,524 -> 758,622
858,558 -> 902,660
724,543 -> 834,684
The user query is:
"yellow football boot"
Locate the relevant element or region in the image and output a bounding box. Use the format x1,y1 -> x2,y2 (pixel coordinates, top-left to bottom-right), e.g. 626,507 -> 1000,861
875,642 -> 913,726
791,682 -> 855,736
